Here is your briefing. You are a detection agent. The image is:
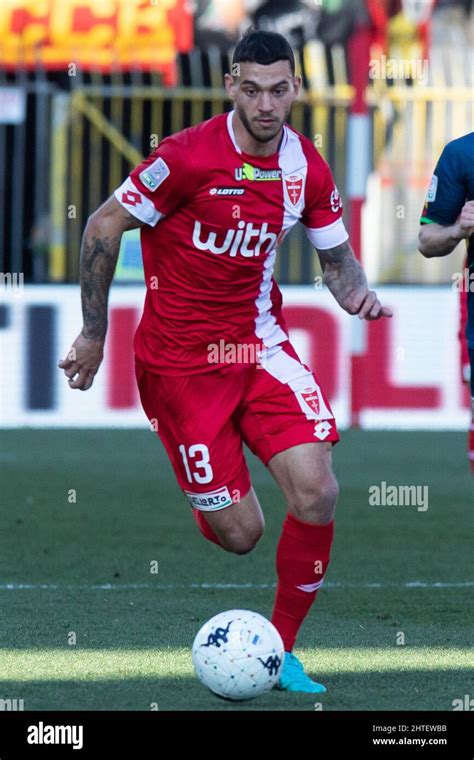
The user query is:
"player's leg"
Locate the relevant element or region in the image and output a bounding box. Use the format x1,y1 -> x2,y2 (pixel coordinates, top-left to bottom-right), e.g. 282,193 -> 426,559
469,348 -> 474,474
239,342 -> 340,692
268,440 -> 338,524
135,361 -> 265,553
266,441 -> 338,657
201,486 -> 264,554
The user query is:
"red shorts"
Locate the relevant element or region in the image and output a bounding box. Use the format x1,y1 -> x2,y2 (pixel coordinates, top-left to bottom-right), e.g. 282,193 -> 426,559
135,341 -> 339,512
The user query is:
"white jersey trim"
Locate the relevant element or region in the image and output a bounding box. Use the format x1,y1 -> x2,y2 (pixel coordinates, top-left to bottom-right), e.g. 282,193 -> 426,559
254,248 -> 288,348
226,111 -> 242,154
253,127 -> 309,350
305,218 -> 349,250
114,177 -> 164,227
260,345 -> 334,421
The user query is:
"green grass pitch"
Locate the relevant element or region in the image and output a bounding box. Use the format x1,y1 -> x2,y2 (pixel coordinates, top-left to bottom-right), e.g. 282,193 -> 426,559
0,429 -> 472,711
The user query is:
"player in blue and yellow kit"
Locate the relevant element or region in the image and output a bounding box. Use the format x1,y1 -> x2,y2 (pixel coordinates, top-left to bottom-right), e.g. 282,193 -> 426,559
418,132 -> 474,472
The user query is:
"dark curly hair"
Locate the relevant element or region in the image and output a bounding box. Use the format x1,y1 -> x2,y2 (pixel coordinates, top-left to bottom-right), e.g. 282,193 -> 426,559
232,29 -> 295,76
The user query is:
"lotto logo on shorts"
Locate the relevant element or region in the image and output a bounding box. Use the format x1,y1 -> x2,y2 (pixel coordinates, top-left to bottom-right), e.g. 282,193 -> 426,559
313,420 -> 333,440
184,486 -> 233,511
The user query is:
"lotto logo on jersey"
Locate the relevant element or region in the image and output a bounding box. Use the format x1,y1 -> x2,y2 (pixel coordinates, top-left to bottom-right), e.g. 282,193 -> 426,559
192,220 -> 278,258
121,190 -> 142,207
209,187 -> 245,196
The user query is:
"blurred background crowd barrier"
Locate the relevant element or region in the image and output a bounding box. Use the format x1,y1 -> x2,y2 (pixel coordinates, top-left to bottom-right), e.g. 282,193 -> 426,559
0,0 -> 472,286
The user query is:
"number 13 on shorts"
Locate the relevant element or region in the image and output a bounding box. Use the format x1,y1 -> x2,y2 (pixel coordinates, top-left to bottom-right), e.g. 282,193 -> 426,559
179,444 -> 214,484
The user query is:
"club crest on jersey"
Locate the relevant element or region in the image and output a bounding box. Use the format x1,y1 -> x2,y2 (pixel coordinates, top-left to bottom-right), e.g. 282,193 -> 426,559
284,174 -> 303,206
234,162 -> 282,182
139,157 -> 170,192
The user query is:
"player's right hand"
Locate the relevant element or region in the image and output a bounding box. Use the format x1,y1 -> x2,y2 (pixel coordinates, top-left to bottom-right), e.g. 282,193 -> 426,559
58,331 -> 104,391
455,200 -> 474,239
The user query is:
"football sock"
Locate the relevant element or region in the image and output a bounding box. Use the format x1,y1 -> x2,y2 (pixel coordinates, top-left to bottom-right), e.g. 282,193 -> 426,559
192,508 -> 224,547
271,513 -> 334,652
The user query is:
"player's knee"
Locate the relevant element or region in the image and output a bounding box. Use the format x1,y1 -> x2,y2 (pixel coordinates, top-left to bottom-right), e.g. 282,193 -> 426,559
289,471 -> 339,524
222,523 -> 264,555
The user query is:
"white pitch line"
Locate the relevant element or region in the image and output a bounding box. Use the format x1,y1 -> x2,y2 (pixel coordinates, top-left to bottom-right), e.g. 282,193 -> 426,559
0,581 -> 473,590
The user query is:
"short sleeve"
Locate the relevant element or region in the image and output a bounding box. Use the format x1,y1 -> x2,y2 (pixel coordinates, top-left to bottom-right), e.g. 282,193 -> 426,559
114,135 -> 192,227
420,142 -> 467,226
302,161 -> 349,250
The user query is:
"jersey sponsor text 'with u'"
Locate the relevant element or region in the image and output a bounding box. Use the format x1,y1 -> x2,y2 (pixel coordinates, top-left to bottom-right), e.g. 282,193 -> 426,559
192,220 -> 277,257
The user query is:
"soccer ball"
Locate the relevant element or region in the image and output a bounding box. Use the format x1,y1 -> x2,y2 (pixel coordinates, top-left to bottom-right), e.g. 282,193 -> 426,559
192,609 -> 285,700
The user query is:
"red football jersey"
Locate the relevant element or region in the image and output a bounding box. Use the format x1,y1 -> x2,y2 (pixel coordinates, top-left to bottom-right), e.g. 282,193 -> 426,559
114,111 -> 348,374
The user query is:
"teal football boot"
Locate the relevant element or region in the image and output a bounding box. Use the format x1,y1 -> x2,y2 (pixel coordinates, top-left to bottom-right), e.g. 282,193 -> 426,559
277,652 -> 327,693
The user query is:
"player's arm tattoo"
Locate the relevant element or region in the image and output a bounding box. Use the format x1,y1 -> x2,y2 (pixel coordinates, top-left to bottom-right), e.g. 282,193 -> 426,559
80,233 -> 121,341
317,240 -> 368,313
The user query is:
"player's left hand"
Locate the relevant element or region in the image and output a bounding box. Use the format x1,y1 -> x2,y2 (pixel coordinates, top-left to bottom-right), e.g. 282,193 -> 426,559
58,331 -> 104,391
343,288 -> 393,320
455,201 -> 474,239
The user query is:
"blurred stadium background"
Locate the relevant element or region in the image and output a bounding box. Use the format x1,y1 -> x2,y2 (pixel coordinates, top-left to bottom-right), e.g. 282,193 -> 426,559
0,0 -> 472,713
1,0 -> 473,428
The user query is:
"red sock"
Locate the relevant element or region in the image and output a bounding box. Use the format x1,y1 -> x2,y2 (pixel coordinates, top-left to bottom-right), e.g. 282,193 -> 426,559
469,422 -> 474,474
271,513 -> 334,652
192,508 -> 224,547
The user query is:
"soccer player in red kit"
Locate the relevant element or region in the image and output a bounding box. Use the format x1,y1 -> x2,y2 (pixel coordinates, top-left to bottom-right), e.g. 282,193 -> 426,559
60,30 -> 392,693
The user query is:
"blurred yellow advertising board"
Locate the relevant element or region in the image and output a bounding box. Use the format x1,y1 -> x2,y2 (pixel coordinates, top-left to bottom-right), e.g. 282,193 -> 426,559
0,0 -> 192,82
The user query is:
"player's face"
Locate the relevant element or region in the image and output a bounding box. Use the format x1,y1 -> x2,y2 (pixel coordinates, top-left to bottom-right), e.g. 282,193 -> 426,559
225,61 -> 301,144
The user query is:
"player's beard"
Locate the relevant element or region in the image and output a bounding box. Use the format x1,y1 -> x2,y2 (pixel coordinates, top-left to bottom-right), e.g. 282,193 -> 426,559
236,103 -> 291,144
